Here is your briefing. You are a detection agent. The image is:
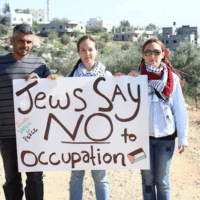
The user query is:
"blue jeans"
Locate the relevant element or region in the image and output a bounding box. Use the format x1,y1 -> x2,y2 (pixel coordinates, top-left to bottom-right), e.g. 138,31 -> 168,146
69,170 -> 109,200
141,138 -> 175,200
0,138 -> 43,200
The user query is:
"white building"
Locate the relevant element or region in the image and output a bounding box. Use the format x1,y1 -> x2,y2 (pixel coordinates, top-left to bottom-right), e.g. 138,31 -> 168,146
113,30 -> 154,41
87,17 -> 112,32
15,9 -> 45,23
4,12 -> 32,26
40,21 -> 86,36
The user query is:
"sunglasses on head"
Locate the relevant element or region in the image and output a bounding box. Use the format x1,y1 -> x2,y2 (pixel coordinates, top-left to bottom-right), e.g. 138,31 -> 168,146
144,49 -> 162,56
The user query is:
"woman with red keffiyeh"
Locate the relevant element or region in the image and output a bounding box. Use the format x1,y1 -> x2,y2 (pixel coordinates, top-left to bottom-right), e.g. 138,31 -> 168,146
128,39 -> 188,200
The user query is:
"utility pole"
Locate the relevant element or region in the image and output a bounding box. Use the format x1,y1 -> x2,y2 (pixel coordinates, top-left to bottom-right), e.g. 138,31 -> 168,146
47,0 -> 50,22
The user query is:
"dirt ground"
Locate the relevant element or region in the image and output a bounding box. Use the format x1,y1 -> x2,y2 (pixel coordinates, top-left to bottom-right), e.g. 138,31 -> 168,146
0,108 -> 199,200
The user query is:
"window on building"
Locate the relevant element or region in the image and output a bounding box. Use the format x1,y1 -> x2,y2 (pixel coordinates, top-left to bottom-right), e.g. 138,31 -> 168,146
66,26 -> 69,28
21,18 -> 24,21
13,18 -> 16,21
162,41 -> 164,43
60,26 -> 63,29
81,27 -> 83,29
43,27 -> 45,31
40,19 -> 42,21
51,27 -> 55,29
116,35 -> 118,38
27,18 -> 31,22
173,40 -> 177,43
166,40 -> 169,44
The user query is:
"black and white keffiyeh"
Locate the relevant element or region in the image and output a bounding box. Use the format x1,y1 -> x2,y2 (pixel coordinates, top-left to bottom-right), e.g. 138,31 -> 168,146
145,62 -> 170,100
145,62 -> 164,74
73,61 -> 106,77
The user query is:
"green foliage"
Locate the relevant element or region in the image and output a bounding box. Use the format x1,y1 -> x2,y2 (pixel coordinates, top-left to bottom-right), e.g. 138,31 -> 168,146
2,3 -> 10,14
99,42 -> 143,75
113,20 -> 132,33
71,30 -> 80,38
86,26 -> 107,34
100,33 -> 110,42
114,27 -> 132,33
170,37 -> 200,97
120,20 -> 130,27
0,15 -> 4,22
121,43 -> 130,50
49,53 -> 79,76
32,20 -> 40,33
50,17 -> 68,24
119,20 -> 132,32
146,23 -> 157,30
113,27 -> 120,33
0,24 -> 9,36
97,41 -> 106,54
0,16 -> 10,25
60,34 -> 70,45
45,30 -> 58,40
74,35 -> 82,43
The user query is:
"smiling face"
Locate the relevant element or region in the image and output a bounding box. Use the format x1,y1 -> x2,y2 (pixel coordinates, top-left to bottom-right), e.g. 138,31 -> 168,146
142,42 -> 165,68
10,32 -> 34,60
78,39 -> 98,71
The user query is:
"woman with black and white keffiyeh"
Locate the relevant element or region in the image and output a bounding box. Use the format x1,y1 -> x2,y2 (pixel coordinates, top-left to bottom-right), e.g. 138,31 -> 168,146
67,35 -> 111,200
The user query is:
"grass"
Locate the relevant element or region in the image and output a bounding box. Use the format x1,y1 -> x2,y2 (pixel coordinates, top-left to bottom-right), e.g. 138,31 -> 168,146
185,96 -> 196,107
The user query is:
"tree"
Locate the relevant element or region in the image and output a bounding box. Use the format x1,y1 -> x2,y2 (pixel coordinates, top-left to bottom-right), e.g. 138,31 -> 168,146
2,3 -> 10,14
146,23 -> 157,30
0,24 -> 9,36
117,20 -> 132,32
60,34 -> 70,45
97,41 -> 106,54
50,17 -> 69,24
32,20 -> 40,33
0,16 -> 10,25
120,20 -> 130,27
0,15 -> 4,22
98,41 -> 143,75
101,33 -> 110,42
170,37 -> 200,98
71,30 -> 80,38
121,43 -> 130,50
86,26 -> 107,34
45,30 -> 58,40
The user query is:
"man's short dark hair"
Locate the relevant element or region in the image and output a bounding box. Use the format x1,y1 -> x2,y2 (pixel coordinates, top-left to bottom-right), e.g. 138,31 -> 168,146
13,24 -> 35,38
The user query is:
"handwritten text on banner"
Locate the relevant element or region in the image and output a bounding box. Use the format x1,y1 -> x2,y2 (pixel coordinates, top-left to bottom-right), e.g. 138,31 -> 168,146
13,76 -> 149,172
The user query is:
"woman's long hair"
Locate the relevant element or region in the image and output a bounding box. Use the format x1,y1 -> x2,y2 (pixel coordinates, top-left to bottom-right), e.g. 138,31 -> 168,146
139,39 -> 175,72
69,35 -> 98,77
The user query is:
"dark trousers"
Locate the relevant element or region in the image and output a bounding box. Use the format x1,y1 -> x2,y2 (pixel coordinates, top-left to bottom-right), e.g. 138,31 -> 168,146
0,138 -> 43,200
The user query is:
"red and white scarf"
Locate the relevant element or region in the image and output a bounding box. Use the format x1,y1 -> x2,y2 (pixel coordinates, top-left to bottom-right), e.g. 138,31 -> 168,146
140,62 -> 173,100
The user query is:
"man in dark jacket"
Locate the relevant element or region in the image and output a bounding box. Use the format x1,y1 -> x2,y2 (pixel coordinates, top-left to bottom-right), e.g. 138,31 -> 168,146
0,24 -> 51,200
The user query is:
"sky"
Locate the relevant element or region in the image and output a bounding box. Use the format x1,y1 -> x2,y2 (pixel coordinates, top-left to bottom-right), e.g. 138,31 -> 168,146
0,0 -> 200,28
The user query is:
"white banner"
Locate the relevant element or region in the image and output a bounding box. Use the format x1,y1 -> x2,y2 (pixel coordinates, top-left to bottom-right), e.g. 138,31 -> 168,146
13,76 -> 149,172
